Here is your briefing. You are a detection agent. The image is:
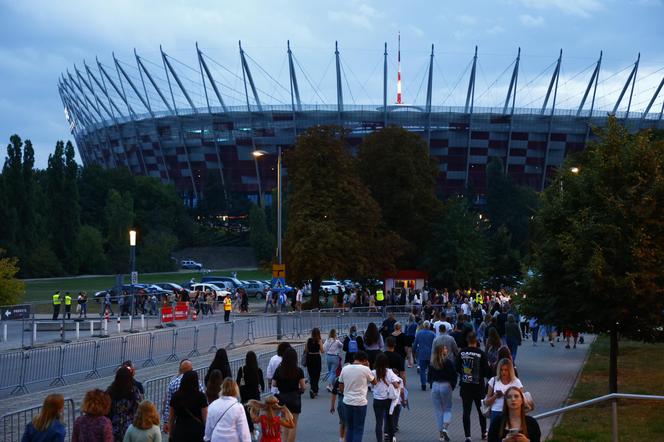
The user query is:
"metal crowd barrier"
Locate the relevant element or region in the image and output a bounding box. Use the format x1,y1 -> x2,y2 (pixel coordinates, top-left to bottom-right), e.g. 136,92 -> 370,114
1,398 -> 76,442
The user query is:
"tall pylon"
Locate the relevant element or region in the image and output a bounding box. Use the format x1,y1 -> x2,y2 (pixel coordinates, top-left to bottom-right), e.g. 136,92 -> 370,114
396,32 -> 402,104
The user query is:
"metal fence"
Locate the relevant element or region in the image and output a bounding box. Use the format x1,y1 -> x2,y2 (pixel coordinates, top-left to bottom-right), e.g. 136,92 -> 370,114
1,398 -> 76,442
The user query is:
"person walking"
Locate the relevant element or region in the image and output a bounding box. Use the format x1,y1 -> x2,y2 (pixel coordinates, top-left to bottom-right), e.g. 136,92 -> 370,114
267,343 -> 291,395
64,292 -> 73,319
122,400 -> 161,442
264,288 -> 274,313
484,358 -> 524,426
271,347 -> 306,442
457,332 -> 490,442
206,369 -> 224,404
248,396 -> 295,442
224,294 -> 232,322
432,323 -> 459,366
413,320 -> 436,391
168,371 -> 208,442
72,389 -> 113,442
52,291 -> 62,320
363,323 -> 384,369
323,328 -> 344,393
487,387 -> 541,442
305,328 -> 323,398
205,379 -> 251,442
205,349 -> 232,385
77,292 -> 88,318
107,367 -> 143,442
343,325 -> 365,365
429,344 -> 457,442
162,360 -> 206,434
529,318 -> 540,346
370,353 -> 401,442
237,351 -> 265,438
505,315 -> 523,362
329,377 -> 347,442
404,314 -> 418,368
338,351 -> 376,442
21,394 -> 66,442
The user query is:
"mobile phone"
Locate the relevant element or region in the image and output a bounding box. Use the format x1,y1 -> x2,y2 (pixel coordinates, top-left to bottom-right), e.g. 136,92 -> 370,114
507,428 -> 520,436
496,390 -> 504,397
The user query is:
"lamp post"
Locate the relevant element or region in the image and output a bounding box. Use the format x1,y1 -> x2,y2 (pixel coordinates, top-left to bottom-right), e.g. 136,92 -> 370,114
252,151 -> 265,209
129,230 -> 137,317
253,149 -> 282,264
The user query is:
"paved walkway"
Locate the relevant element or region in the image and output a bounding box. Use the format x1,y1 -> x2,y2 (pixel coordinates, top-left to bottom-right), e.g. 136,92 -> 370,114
294,335 -> 594,441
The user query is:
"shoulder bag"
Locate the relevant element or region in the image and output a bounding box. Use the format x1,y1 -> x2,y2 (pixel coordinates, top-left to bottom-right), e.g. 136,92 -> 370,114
480,377 -> 494,417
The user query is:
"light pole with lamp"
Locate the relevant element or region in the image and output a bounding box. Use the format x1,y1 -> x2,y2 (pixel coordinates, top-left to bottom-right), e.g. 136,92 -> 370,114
252,148 -> 282,264
129,230 -> 137,325
252,150 -> 265,209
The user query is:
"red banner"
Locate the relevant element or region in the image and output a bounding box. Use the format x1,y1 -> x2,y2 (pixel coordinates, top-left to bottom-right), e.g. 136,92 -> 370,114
174,302 -> 189,321
161,306 -> 174,323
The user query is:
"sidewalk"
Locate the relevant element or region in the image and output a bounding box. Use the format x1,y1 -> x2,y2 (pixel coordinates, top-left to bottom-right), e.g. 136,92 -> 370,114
294,335 -> 594,441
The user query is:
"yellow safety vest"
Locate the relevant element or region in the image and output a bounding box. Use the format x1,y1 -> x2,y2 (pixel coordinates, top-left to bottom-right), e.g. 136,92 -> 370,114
65,295 -> 72,305
52,294 -> 61,305
376,290 -> 384,301
476,293 -> 483,304
224,297 -> 232,311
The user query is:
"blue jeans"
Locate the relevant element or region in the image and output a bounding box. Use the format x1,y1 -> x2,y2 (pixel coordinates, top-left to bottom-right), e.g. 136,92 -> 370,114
418,358 -> 430,388
506,338 -> 519,362
490,410 -> 503,428
431,381 -> 453,431
325,354 -> 340,385
373,398 -> 394,442
344,404 -> 367,442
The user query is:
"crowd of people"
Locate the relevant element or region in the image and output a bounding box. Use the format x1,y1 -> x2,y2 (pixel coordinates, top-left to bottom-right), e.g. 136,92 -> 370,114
27,288 -> 556,442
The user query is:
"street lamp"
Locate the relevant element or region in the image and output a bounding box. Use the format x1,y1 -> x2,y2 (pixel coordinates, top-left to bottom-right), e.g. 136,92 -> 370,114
253,148 -> 282,264
570,167 -> 580,174
252,150 -> 265,209
129,230 -> 137,317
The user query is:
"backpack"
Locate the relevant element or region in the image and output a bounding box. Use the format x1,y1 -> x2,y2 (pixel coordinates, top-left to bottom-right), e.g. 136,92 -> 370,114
348,337 -> 359,353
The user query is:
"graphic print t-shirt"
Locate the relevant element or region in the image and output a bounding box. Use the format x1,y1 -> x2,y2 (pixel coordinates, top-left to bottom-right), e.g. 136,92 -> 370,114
457,347 -> 489,386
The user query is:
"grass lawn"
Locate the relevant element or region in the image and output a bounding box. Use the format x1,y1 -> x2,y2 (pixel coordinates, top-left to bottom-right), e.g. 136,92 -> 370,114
549,336 -> 664,441
21,269 -> 271,306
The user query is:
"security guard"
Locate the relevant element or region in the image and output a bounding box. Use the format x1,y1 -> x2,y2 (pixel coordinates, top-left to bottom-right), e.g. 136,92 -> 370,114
223,294 -> 232,322
475,292 -> 483,305
375,288 -> 384,308
64,292 -> 73,319
52,291 -> 62,320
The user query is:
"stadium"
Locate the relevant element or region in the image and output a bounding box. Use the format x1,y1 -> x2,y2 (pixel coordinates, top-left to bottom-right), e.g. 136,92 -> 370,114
58,42 -> 664,206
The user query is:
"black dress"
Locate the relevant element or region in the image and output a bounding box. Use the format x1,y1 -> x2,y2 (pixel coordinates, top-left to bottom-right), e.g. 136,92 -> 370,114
305,338 -> 322,394
274,366 -> 304,414
169,390 -> 207,442
237,365 -> 264,433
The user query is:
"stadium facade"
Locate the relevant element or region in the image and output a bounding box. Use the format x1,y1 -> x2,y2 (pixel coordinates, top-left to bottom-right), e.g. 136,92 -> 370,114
59,43 -> 664,206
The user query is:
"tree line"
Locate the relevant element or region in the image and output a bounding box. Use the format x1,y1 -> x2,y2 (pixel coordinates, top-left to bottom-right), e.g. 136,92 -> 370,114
0,135 -> 194,280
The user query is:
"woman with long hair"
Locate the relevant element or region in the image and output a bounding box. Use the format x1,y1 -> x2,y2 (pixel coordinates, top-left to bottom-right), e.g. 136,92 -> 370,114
488,387 -> 540,442
22,394 -> 66,442
272,347 -> 305,442
237,351 -> 265,437
205,349 -> 232,385
107,367 -> 143,441
72,389 -> 113,442
485,327 -> 503,373
168,371 -> 208,442
404,314 -> 418,368
390,322 -> 407,360
305,327 -> 323,398
248,396 -> 295,442
370,353 -> 401,442
428,344 -> 457,441
205,369 -> 224,404
323,328 -> 343,393
122,400 -> 161,442
204,379 -> 251,442
363,322 -> 384,369
484,358 -> 524,426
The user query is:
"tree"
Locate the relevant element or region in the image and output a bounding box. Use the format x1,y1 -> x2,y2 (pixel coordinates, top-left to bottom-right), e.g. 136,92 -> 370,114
105,189 -> 135,273
525,117 -> 664,395
357,126 -> 442,265
137,230 -> 178,272
284,126 -> 404,307
75,225 -> 108,274
421,196 -> 489,289
249,204 -> 275,265
0,249 -> 25,305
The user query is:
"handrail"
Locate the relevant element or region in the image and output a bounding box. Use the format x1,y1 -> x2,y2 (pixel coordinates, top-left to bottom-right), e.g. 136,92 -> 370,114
533,392 -> 664,420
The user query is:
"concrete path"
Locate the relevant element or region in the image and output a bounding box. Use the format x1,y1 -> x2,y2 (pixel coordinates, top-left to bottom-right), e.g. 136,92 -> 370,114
294,335 -> 594,441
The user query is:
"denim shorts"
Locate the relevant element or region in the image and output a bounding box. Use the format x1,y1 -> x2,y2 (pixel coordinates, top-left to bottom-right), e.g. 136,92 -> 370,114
337,398 -> 346,425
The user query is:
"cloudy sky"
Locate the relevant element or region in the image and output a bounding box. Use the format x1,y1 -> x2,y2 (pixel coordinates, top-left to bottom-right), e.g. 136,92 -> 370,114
1,0 -> 663,167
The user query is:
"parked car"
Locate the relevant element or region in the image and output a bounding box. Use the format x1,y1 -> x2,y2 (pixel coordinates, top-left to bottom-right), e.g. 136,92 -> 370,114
321,280 -> 343,293
94,284 -> 169,302
201,276 -> 246,289
153,282 -> 187,294
190,283 -> 230,301
181,259 -> 203,270
244,282 -> 267,299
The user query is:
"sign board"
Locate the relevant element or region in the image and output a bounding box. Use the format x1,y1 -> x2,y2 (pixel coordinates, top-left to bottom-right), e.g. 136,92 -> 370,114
272,264 -> 286,278
271,277 -> 287,293
1,304 -> 31,320
174,302 -> 189,321
161,306 -> 174,323
131,271 -> 138,285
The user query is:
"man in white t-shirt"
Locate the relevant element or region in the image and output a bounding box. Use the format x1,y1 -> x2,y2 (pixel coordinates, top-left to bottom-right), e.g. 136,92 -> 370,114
266,342 -> 291,394
295,288 -> 303,311
339,351 -> 376,442
461,299 -> 471,316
